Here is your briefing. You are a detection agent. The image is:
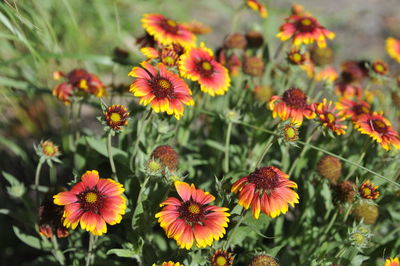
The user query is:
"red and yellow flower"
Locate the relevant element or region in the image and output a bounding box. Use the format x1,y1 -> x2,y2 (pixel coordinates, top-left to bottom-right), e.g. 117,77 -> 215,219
129,61 -> 194,120
287,48 -> 307,65
276,15 -> 335,47
211,249 -> 234,266
152,262 -> 184,266
183,21 -> 212,35
269,88 -> 315,125
386,37 -> 400,63
371,60 -> 389,76
179,43 -> 231,96
53,170 -> 126,236
359,180 -> 380,200
104,105 -> 130,131
140,44 -> 184,67
385,257 -> 399,266
335,98 -> 370,121
314,66 -> 338,83
246,0 -> 268,18
142,14 -> 196,48
155,181 -> 230,249
354,112 -> 400,151
334,81 -> 363,100
231,166 -> 299,219
53,82 -> 74,104
314,98 -> 347,135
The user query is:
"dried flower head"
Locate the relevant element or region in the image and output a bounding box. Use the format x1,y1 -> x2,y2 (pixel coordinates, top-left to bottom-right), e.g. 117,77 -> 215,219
317,155 -> 342,184
311,46 -> 333,66
151,145 -> 179,172
243,56 -> 265,77
249,254 -> 279,266
335,181 -> 356,203
224,33 -> 247,49
253,85 -> 274,103
352,202 -> 379,225
246,31 -> 264,48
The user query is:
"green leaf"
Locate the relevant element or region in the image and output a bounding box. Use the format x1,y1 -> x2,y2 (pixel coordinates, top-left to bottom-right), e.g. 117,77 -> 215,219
85,136 -> 128,162
2,171 -> 20,186
0,135 -> 28,162
106,248 -> 139,258
205,139 -> 225,152
12,226 -> 52,250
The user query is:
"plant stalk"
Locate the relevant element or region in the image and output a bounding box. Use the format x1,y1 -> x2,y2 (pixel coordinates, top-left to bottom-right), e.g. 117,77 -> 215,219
107,131 -> 118,181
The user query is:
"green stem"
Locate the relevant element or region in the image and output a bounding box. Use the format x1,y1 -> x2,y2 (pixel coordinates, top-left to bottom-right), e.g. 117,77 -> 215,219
230,4 -> 244,33
223,210 -> 245,249
344,139 -> 371,180
129,109 -> 152,172
273,42 -> 285,61
255,135 -> 275,169
34,158 -> 44,205
224,122 -> 233,173
107,131 -> 118,181
49,165 -> 57,187
86,234 -> 95,266
51,235 -> 65,265
343,203 -> 353,222
288,127 -> 318,176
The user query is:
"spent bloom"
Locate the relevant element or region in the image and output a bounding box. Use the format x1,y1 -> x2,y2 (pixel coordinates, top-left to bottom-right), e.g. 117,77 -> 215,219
269,88 -> 315,125
386,37 -> 400,63
151,145 -> 179,172
142,14 -> 196,48
53,170 -> 126,236
249,254 -> 279,266
317,155 -> 342,184
179,43 -> 231,96
276,15 -> 335,47
155,181 -> 230,249
231,166 -> 299,219
314,98 -> 347,135
104,105 -> 130,131
129,61 -> 194,120
39,190 -> 69,239
354,112 -> 400,151
211,249 -> 234,266
359,180 -> 380,200
246,0 -> 268,18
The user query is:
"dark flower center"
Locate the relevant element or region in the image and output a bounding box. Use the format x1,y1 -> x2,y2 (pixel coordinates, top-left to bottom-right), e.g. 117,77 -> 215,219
196,60 -> 214,76
77,189 -> 104,214
248,167 -> 280,191
282,88 -> 307,109
352,104 -> 369,116
150,77 -> 176,99
161,18 -> 179,34
178,200 -> 205,224
371,119 -> 388,133
297,17 -> 316,32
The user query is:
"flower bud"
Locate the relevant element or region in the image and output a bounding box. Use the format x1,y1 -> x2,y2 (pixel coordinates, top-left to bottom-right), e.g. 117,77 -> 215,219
224,33 -> 247,49
317,155 -> 342,184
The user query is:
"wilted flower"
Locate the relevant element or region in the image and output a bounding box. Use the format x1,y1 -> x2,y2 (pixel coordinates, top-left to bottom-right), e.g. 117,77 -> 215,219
224,33 -> 247,49
359,180 -> 380,200
52,82 -> 74,104
334,81 -> 363,100
151,145 -> 179,172
352,202 -> 379,225
334,181 -> 356,203
314,98 -> 347,135
317,155 -> 342,184
277,15 -> 335,47
227,54 -> 242,77
104,105 -> 129,131
314,66 -> 338,83
129,61 -> 194,120
211,249 -> 234,266
142,14 -> 196,48
231,166 -> 299,219
155,181 -> 230,249
386,37 -> 400,63
246,0 -> 268,18
39,189 -> 69,239
243,56 -> 265,77
53,170 -> 126,236
341,60 -> 369,83
354,112 -> 400,151
249,254 -> 279,266
179,43 -> 231,96
269,88 -> 315,125
245,31 -> 264,48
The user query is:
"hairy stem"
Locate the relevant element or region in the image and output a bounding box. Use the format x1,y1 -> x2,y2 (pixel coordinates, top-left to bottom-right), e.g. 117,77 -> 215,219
223,210 -> 245,249
224,122 -> 233,173
255,135 -> 275,169
107,131 -> 118,181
